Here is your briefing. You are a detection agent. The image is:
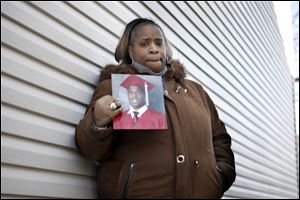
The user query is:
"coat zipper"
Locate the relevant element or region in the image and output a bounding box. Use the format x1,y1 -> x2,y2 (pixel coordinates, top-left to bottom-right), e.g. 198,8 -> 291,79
122,162 -> 135,199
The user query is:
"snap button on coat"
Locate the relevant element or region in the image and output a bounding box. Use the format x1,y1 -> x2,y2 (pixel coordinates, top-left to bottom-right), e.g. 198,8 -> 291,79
176,155 -> 185,163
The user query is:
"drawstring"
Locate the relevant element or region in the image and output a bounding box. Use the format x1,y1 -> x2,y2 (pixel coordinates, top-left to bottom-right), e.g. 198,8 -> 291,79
175,86 -> 187,93
162,77 -> 169,96
164,77 -> 187,95
175,82 -> 187,93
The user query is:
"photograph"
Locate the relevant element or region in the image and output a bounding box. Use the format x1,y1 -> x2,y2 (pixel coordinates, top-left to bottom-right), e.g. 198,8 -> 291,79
111,74 -> 167,129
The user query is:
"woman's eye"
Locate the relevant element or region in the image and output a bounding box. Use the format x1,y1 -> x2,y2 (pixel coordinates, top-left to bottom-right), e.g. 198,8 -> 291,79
140,43 -> 147,47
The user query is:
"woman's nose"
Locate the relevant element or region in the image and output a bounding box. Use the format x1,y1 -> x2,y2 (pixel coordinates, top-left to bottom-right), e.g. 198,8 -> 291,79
149,43 -> 158,54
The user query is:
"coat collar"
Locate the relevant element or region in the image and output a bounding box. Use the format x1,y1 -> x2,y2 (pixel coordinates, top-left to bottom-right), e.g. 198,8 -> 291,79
99,59 -> 186,83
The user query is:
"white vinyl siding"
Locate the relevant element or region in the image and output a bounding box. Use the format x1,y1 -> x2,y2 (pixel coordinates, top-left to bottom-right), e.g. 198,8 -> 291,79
1,1 -> 298,199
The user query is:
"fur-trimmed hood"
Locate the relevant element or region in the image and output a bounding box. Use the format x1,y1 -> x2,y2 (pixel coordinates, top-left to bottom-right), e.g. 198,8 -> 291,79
99,59 -> 187,90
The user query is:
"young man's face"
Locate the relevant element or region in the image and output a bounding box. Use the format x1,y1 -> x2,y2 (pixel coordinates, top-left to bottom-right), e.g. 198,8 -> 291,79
128,86 -> 145,110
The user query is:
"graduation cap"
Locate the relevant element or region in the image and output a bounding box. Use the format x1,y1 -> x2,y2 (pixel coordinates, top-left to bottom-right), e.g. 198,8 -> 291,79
120,74 -> 155,106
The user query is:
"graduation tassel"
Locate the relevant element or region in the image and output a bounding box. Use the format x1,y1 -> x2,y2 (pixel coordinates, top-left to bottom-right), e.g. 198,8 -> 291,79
144,81 -> 149,106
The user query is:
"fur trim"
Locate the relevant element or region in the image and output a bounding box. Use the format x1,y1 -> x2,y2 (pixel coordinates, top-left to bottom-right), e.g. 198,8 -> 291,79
99,59 -> 186,83
165,59 -> 186,81
99,64 -> 137,82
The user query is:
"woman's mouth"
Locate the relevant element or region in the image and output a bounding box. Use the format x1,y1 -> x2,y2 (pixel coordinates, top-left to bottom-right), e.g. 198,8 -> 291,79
147,59 -> 161,62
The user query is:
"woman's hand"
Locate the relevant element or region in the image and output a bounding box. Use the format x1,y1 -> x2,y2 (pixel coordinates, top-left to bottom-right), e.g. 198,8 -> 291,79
94,95 -> 123,127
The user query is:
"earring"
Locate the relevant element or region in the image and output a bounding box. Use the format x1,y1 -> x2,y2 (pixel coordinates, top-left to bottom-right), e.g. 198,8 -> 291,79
131,58 -> 136,66
166,57 -> 169,63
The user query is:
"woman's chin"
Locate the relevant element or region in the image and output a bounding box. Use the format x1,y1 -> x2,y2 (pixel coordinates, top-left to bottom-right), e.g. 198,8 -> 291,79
146,62 -> 164,73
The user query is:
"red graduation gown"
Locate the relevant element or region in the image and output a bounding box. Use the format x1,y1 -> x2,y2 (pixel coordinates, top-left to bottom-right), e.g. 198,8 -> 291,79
113,107 -> 167,129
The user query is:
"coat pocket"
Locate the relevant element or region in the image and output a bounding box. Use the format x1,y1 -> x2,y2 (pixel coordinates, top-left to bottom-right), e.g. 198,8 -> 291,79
97,159 -> 126,198
98,160 -> 136,199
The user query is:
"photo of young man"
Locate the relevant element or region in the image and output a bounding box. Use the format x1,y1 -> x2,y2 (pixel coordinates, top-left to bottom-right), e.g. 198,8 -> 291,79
112,74 -> 167,129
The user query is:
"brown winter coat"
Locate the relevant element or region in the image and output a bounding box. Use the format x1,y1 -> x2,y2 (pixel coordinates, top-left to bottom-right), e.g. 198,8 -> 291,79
75,60 -> 236,199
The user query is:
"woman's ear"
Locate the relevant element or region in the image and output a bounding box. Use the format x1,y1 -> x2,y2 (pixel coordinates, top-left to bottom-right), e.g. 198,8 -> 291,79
128,45 -> 133,60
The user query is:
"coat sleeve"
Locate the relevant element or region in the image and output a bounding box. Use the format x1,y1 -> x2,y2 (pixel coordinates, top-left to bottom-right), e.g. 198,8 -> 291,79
203,90 -> 236,192
75,79 -> 116,161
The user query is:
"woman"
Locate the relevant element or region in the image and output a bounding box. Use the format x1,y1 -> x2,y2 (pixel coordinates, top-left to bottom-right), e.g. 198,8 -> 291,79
75,18 -> 236,199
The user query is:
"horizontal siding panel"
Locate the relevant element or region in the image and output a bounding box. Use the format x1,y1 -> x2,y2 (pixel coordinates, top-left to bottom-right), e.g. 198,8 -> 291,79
249,2 -> 287,67
228,2 -> 291,94
98,1 -> 138,24
218,1 -> 292,110
228,128 -> 297,181
246,2 -> 292,82
1,194 -> 49,199
225,184 -> 294,199
233,175 -> 295,198
258,2 -> 287,61
1,133 -> 95,176
210,91 -> 296,171
1,46 -> 94,105
66,1 -> 125,37
1,164 -> 97,198
1,15 -> 100,86
200,1 -> 294,137
234,151 -> 296,187
1,104 -> 77,148
1,75 -> 84,125
26,1 -> 116,58
204,1 -> 294,136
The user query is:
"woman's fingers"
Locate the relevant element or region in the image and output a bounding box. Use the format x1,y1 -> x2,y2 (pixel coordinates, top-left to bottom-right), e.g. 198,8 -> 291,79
94,95 -> 123,127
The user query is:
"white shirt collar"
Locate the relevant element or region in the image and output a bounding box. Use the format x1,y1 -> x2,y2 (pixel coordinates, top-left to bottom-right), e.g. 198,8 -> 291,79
127,105 -> 148,118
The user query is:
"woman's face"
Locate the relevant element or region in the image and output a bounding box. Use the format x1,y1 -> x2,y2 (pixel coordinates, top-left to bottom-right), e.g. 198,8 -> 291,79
129,24 -> 167,73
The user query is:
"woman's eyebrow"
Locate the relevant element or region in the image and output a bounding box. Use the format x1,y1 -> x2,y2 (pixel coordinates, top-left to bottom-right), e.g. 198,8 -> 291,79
139,37 -> 163,41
